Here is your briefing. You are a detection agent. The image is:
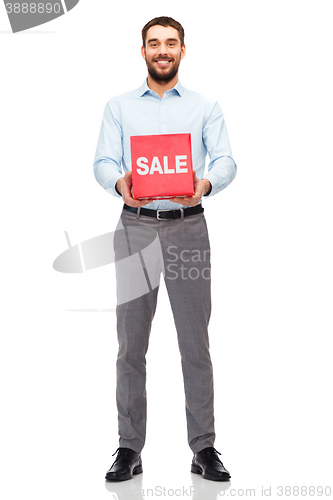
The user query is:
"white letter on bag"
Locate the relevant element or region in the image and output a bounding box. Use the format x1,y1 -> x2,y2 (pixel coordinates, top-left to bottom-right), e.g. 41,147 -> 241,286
136,157 -> 149,175
149,156 -> 163,175
163,156 -> 175,174
175,155 -> 188,173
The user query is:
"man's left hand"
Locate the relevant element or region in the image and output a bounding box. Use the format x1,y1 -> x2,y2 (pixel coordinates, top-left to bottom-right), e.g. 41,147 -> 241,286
168,170 -> 211,206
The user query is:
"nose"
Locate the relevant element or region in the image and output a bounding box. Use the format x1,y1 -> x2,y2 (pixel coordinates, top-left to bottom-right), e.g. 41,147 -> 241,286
159,43 -> 169,55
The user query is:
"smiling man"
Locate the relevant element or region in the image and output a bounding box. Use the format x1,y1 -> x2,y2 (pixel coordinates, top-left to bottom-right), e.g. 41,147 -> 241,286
143,24 -> 185,89
94,16 -> 236,482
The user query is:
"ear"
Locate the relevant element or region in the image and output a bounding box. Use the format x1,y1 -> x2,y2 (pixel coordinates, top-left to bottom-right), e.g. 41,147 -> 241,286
141,45 -> 146,60
180,44 -> 186,60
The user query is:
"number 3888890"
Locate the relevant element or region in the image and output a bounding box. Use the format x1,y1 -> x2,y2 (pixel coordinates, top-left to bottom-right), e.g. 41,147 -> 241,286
5,3 -> 61,14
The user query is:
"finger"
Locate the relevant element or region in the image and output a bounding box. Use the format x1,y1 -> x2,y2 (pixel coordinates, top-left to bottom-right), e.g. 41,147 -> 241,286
138,198 -> 153,206
125,196 -> 153,208
169,197 -> 195,206
168,197 -> 186,204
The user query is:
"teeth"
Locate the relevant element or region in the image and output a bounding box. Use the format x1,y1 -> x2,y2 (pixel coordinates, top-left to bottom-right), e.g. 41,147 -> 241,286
157,60 -> 169,64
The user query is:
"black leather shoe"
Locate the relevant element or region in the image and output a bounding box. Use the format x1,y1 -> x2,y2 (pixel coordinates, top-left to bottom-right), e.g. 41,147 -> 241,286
105,447 -> 143,481
191,447 -> 231,481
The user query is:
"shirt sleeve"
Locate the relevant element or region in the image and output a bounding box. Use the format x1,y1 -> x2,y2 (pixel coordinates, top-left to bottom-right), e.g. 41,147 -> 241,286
202,101 -> 237,197
93,99 -> 123,197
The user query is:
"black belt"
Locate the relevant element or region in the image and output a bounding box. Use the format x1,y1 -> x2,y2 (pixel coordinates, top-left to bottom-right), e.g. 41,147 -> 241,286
123,203 -> 204,220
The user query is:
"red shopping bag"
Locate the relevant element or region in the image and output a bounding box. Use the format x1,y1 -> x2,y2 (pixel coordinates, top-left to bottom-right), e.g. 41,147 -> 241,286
131,133 -> 194,199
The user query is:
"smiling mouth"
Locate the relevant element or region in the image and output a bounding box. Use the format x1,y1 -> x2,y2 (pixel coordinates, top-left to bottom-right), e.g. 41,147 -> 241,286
155,59 -> 172,66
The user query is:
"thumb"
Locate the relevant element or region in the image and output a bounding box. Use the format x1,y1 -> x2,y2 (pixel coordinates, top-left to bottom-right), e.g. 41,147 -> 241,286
123,171 -> 133,190
124,170 -> 132,182
192,170 -> 200,182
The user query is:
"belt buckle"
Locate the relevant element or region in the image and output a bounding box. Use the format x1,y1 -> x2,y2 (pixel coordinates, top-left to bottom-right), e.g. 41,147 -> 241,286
157,209 -> 168,220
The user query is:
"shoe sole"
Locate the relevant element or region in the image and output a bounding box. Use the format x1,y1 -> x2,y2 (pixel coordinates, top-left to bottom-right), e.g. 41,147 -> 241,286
191,463 -> 231,481
105,464 -> 143,481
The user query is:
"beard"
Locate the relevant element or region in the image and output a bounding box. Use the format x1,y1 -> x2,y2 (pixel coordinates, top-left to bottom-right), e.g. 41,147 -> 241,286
145,55 -> 181,85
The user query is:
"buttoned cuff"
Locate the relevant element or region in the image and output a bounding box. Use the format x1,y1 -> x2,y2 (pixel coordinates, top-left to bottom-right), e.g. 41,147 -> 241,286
202,172 -> 220,197
203,156 -> 237,197
104,174 -> 123,198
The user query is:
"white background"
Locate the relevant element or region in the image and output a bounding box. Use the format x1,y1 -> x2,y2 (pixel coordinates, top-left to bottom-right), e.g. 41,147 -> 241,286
1,1 -> 332,499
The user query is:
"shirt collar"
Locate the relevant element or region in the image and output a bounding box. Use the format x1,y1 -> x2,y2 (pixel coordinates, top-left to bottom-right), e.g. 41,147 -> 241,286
139,78 -> 184,97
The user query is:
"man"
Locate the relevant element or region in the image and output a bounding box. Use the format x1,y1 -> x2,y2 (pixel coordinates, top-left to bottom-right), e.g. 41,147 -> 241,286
93,16 -> 236,482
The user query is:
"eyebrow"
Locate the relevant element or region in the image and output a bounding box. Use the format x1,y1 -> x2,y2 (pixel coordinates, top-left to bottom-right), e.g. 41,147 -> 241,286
147,38 -> 179,44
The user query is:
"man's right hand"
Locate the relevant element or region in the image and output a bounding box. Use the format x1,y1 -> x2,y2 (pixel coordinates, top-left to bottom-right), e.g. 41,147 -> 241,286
116,171 -> 153,208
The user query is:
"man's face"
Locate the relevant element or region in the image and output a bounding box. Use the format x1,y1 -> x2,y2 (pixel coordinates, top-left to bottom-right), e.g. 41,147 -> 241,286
141,25 -> 186,84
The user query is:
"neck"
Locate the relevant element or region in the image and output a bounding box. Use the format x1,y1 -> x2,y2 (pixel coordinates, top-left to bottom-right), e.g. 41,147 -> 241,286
147,73 -> 178,98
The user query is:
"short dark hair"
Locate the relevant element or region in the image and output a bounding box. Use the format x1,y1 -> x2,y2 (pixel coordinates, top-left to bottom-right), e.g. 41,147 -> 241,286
142,16 -> 185,48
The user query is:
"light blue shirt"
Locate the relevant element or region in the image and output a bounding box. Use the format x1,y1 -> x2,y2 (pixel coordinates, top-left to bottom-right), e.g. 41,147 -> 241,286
93,79 -> 237,210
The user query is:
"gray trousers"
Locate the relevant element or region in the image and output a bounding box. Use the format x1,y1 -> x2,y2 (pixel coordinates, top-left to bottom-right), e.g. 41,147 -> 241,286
114,208 -> 215,454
